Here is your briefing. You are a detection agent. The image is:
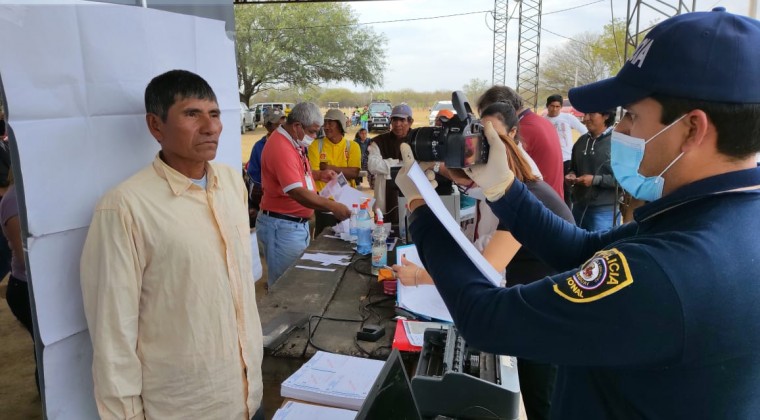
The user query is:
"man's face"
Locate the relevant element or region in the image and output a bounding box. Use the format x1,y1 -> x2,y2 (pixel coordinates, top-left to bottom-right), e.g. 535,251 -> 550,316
625,98 -> 684,178
358,130 -> 367,140
148,97 -> 221,165
547,101 -> 562,117
582,112 -> 607,135
323,120 -> 343,142
391,116 -> 412,138
295,121 -> 320,141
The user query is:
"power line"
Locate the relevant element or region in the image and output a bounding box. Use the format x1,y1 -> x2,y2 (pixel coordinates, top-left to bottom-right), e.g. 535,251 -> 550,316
543,0 -> 605,16
249,9 -> 491,31
248,0 -> 605,32
541,26 -> 591,46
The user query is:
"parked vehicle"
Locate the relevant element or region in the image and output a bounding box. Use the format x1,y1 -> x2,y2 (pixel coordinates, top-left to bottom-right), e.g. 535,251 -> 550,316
327,102 -> 340,109
240,102 -> 254,134
367,100 -> 392,132
427,100 -> 456,126
251,102 -> 294,128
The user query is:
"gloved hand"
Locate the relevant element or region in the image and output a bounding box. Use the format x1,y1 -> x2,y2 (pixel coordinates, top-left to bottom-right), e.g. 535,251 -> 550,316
395,143 -> 436,206
464,121 -> 515,201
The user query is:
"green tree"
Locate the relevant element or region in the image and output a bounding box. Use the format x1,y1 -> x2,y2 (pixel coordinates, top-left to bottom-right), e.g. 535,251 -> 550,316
539,19 -> 627,100
462,78 -> 490,104
235,4 -> 387,103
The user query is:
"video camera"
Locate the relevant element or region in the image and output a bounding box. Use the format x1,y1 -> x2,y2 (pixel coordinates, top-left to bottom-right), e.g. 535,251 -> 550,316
407,91 -> 487,168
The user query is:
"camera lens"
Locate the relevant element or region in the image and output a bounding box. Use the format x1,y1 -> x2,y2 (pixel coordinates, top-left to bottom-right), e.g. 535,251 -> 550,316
408,127 -> 446,162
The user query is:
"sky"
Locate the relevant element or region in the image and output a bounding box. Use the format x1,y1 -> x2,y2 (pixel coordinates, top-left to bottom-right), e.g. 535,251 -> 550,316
327,0 -> 756,92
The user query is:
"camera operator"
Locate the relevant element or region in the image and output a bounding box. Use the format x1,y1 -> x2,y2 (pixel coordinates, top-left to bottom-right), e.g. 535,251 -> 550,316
395,8 -> 760,417
395,101 -> 573,420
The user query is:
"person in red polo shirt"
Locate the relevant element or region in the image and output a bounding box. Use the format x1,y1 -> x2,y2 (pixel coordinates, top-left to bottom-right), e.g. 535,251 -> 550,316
258,102 -> 351,286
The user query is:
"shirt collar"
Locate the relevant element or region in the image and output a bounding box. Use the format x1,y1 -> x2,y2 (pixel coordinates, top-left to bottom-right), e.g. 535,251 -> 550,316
277,126 -> 300,149
518,108 -> 532,121
635,166 -> 760,223
152,154 -> 220,196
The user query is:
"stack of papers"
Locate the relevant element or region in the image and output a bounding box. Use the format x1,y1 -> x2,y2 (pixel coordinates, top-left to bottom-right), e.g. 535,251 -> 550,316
273,401 -> 356,420
395,244 -> 453,322
281,351 -> 385,410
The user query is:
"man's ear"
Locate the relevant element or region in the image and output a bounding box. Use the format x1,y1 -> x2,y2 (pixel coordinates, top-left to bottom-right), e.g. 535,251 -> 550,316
681,109 -> 710,153
146,113 -> 164,143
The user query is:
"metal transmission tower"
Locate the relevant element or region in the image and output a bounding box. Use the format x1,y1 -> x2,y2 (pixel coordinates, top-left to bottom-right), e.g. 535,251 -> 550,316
515,0 -> 542,111
624,0 -> 696,60
492,0 -> 509,85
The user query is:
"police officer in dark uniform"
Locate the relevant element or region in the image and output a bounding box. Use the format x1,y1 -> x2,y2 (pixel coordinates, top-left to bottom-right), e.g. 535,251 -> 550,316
394,8 -> 760,418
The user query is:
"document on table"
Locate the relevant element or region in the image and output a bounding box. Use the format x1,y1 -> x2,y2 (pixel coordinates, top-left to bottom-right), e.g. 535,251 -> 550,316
280,351 -> 385,411
408,163 -> 502,285
395,244 -> 453,323
273,401 -> 356,420
300,252 -> 352,266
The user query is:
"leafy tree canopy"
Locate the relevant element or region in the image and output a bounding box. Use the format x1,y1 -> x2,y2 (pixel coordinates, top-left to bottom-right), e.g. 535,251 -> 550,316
236,3 -> 387,103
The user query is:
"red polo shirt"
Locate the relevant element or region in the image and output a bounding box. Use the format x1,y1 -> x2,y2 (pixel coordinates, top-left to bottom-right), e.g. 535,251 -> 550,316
519,109 -> 565,200
260,127 -> 316,218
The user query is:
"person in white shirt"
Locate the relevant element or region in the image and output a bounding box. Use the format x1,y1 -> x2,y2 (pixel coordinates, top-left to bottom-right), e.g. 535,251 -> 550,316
544,94 -> 587,207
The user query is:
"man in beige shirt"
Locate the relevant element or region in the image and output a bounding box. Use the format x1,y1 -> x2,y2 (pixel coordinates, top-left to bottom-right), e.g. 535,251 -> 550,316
80,70 -> 263,420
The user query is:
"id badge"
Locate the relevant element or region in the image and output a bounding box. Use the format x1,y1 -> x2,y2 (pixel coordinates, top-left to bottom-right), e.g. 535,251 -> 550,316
305,175 -> 315,191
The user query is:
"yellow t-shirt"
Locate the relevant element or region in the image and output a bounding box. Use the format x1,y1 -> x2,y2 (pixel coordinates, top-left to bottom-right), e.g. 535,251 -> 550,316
307,137 -> 361,191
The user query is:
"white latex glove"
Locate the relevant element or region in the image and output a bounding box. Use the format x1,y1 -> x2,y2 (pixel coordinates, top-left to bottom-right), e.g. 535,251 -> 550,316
395,143 -> 436,205
384,158 -> 400,167
464,121 -> 515,201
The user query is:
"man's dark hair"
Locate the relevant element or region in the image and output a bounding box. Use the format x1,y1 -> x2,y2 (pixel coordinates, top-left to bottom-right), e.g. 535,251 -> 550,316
144,70 -> 217,121
546,94 -> 563,106
652,94 -> 760,159
601,109 -> 616,128
477,85 -> 524,114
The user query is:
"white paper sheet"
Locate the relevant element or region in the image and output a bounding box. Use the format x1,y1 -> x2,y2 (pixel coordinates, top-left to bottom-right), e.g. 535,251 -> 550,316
273,401 -> 356,420
42,331 -> 99,419
395,244 -> 453,322
408,163 -> 502,285
295,265 -> 336,272
301,252 -> 352,266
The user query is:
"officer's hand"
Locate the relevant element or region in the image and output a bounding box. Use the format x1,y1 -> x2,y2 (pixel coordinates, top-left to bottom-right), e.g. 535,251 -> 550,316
395,143 -> 436,207
565,173 -> 577,185
391,256 -> 433,287
464,121 -> 515,201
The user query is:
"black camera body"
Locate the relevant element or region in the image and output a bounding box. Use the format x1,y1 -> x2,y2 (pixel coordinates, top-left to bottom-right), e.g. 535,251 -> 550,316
408,91 -> 488,168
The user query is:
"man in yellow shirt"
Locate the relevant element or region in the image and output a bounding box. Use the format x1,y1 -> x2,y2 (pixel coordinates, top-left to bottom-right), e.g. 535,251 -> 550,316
307,108 -> 361,235
80,70 -> 263,420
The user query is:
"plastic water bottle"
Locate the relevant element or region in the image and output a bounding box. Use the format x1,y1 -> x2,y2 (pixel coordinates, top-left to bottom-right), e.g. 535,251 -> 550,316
356,203 -> 372,255
371,220 -> 388,275
349,203 -> 359,243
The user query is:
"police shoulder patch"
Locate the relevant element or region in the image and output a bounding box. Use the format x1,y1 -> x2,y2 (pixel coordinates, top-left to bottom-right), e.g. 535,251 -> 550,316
553,248 -> 633,303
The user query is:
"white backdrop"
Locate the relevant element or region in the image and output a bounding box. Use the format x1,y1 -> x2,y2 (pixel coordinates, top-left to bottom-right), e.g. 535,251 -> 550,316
0,3 -> 241,418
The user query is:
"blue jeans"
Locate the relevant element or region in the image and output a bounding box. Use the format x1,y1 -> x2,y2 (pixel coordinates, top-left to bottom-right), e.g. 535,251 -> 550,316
572,204 -> 617,232
361,121 -> 368,130
256,212 -> 310,287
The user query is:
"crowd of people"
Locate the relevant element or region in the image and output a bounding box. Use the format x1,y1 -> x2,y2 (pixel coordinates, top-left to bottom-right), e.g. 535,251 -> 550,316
3,7 -> 757,420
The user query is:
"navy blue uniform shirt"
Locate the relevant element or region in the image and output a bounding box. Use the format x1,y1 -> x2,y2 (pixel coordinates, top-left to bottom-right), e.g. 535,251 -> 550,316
409,167 -> 760,419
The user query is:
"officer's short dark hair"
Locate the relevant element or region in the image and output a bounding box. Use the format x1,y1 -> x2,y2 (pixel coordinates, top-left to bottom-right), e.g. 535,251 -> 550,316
652,93 -> 760,159
546,94 -> 563,107
145,70 -> 217,122
478,85 -> 524,114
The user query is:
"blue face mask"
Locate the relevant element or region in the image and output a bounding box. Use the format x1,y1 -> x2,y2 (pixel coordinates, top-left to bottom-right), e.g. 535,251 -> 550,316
610,114 -> 686,202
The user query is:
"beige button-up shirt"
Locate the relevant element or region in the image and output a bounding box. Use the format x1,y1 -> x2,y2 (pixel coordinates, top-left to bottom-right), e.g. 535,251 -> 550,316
81,156 -> 263,419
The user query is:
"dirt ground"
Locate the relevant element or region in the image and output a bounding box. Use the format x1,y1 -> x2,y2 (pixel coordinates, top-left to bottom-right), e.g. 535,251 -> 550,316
0,280 -> 43,420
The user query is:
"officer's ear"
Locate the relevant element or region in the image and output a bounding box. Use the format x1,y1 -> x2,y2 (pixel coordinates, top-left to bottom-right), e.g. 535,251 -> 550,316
680,109 -> 711,154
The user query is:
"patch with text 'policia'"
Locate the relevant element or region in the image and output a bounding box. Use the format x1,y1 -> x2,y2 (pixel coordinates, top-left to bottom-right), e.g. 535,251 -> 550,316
554,248 -> 633,303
